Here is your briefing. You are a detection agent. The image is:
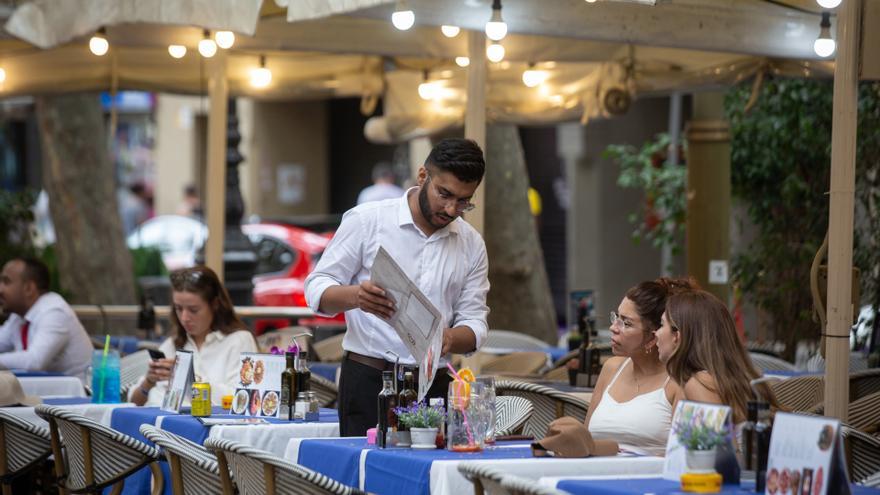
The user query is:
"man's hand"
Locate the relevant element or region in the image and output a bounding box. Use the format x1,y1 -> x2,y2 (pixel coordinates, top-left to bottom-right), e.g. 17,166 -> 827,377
441,326 -> 477,355
356,281 -> 396,320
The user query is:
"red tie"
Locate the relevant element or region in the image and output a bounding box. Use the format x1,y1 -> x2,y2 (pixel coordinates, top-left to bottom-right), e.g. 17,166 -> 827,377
20,320 -> 29,350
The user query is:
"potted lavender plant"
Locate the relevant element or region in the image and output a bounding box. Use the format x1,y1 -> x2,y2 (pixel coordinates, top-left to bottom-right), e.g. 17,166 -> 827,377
672,408 -> 731,473
395,401 -> 445,449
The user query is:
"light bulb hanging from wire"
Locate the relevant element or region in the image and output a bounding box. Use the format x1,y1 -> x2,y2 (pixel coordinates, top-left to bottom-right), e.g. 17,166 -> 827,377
813,12 -> 835,57
215,31 -> 235,49
485,0 -> 508,41
418,70 -> 438,100
199,30 -> 217,58
250,55 -> 272,88
816,0 -> 841,8
486,41 -> 505,63
522,63 -> 547,87
455,56 -> 470,67
89,27 -> 109,56
441,25 -> 460,37
168,45 -> 187,59
391,0 -> 415,30
0,67 -> 6,84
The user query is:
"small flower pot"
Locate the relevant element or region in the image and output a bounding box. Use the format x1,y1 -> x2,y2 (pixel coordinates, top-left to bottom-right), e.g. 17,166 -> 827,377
685,448 -> 717,473
410,427 -> 439,449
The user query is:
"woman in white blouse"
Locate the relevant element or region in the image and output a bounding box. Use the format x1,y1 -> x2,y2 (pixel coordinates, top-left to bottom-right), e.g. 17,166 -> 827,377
130,266 -> 257,406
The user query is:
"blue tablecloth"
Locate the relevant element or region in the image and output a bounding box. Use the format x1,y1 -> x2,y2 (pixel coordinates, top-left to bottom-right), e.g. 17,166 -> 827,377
11,369 -> 64,377
109,406 -> 337,495
297,438 -> 534,495
554,477 -> 880,494
311,363 -> 340,382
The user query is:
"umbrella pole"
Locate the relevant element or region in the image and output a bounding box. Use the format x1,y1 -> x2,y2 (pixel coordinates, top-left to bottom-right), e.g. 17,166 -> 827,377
205,51 -> 230,281
824,0 -> 861,421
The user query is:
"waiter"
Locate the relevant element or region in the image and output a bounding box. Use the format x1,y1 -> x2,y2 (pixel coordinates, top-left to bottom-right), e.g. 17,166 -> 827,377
305,138 -> 490,436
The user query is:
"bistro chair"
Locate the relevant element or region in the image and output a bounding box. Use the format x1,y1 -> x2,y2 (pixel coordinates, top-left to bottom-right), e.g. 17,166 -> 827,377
35,405 -> 163,495
139,425 -> 233,495
485,331 -> 549,352
863,470 -> 880,488
842,426 -> 880,484
494,396 -> 534,436
499,474 -> 569,495
482,352 -> 549,377
0,410 -> 53,495
748,352 -> 796,373
845,391 -> 880,435
458,463 -> 508,495
312,334 -> 345,363
120,350 -> 151,399
205,437 -> 363,495
849,368 -> 880,402
770,375 -> 824,412
495,380 -> 589,440
310,374 -> 338,408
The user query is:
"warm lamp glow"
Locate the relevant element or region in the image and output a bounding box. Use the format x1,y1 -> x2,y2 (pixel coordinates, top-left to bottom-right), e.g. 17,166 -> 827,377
485,0 -> 507,41
814,12 -> 835,57
0,68 -> 6,84
522,66 -> 548,87
89,30 -> 109,56
168,45 -> 187,58
199,30 -> 217,58
215,31 -> 235,49
441,25 -> 461,37
816,0 -> 841,8
486,42 -> 505,63
392,1 -> 415,30
455,56 -> 470,67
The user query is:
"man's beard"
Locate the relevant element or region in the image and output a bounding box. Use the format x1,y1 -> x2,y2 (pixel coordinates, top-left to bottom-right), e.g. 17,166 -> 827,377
418,185 -> 453,229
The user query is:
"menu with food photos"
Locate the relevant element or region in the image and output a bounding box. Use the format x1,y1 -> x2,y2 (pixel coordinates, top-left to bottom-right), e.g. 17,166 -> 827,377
765,412 -> 850,495
230,353 -> 285,418
160,350 -> 194,413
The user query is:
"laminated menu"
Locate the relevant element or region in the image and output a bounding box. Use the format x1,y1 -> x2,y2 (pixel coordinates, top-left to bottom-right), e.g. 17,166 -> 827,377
230,352 -> 285,418
765,412 -> 850,495
160,350 -> 194,413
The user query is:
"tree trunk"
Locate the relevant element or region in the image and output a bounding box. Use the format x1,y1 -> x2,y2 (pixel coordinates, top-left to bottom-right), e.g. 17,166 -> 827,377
483,124 -> 558,344
35,93 -> 136,305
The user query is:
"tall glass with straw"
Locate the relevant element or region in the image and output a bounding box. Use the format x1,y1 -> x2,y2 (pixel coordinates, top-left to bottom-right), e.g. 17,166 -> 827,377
91,335 -> 121,403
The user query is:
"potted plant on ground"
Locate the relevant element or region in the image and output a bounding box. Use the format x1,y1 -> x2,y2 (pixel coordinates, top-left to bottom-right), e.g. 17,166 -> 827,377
395,401 -> 445,449
673,409 -> 731,473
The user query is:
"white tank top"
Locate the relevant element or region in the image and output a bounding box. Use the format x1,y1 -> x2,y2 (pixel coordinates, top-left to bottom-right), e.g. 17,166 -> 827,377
587,358 -> 673,457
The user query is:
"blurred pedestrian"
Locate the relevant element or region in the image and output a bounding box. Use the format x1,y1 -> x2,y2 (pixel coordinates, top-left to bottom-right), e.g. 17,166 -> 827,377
356,162 -> 404,205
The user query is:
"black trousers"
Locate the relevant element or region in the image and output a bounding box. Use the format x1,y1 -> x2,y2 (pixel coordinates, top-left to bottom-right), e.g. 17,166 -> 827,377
338,357 -> 453,436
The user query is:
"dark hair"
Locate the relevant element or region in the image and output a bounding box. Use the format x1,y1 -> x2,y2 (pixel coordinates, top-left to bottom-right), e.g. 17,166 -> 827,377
424,138 -> 485,183
625,276 -> 698,332
664,289 -> 778,423
169,266 -> 248,349
13,257 -> 50,293
371,162 -> 395,181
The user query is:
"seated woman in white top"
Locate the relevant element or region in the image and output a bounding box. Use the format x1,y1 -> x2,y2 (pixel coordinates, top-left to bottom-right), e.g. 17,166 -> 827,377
585,278 -> 695,456
129,266 -> 257,406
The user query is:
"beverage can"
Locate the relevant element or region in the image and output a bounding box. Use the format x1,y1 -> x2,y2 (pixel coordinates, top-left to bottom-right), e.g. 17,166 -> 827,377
191,382 -> 212,417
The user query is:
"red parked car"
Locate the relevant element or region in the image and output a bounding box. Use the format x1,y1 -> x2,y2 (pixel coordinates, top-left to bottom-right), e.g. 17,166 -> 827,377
241,222 -> 345,334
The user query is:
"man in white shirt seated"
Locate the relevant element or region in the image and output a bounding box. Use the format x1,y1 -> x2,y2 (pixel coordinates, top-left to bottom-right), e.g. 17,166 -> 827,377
0,257 -> 93,380
356,162 -> 405,205
306,138 -> 490,436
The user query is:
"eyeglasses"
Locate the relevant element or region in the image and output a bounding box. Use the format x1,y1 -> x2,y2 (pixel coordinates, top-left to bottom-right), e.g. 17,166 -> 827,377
428,175 -> 476,213
609,311 -> 637,330
170,269 -> 203,286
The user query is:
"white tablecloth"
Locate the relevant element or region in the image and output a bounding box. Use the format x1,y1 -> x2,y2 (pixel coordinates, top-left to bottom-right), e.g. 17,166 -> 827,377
1,402 -> 133,428
283,439 -> 665,495
19,376 -> 86,398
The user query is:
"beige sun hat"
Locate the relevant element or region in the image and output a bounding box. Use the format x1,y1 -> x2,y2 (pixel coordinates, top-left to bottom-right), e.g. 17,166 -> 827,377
0,371 -> 42,407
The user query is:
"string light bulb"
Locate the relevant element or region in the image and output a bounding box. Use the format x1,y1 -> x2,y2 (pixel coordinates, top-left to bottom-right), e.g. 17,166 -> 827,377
89,28 -> 109,56
522,63 -> 548,87
250,55 -> 272,88
816,0 -> 841,8
198,30 -> 217,58
391,0 -> 415,30
485,0 -> 508,41
486,41 -> 505,63
813,12 -> 835,57
455,56 -> 470,67
215,31 -> 235,49
168,45 -> 187,59
0,68 -> 6,84
441,25 -> 460,37
418,70 -> 438,100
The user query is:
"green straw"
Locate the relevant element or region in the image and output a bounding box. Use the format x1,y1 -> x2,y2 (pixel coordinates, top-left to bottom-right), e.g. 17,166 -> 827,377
98,335 -> 110,403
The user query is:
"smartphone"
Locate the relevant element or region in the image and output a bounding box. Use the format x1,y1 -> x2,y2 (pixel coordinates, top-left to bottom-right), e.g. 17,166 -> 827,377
148,349 -> 166,361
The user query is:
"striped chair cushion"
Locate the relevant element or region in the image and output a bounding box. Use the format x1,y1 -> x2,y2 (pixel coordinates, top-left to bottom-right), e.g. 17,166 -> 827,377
120,350 -> 151,397
205,437 -> 362,495
35,405 -> 159,492
842,426 -> 880,483
749,353 -> 796,372
850,369 -> 880,402
0,410 -> 52,478
863,470 -> 880,488
310,374 -> 338,408
140,424 -> 226,495
495,396 -> 533,436
495,380 -> 588,440
457,463 -> 508,494
771,375 -> 824,412
847,391 -> 880,434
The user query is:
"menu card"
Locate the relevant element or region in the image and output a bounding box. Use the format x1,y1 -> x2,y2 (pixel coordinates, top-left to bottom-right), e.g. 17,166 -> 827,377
766,412 -> 850,495
230,352 -> 285,418
160,350 -> 194,413
662,400 -> 733,481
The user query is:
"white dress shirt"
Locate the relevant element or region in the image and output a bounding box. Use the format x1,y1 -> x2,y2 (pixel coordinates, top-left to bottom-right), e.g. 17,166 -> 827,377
0,292 -> 93,380
132,329 -> 257,406
357,183 -> 405,205
305,189 -> 490,365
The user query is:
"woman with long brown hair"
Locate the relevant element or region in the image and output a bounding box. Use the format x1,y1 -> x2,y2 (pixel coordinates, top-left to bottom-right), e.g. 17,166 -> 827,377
130,266 -> 257,406
654,289 -> 776,423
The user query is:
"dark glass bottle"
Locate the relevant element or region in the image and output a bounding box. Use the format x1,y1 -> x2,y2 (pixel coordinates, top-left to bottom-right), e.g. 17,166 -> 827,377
742,401 -> 759,471
295,350 -> 311,395
755,403 -> 772,492
280,351 -> 296,420
397,372 -> 417,432
377,370 -> 398,448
